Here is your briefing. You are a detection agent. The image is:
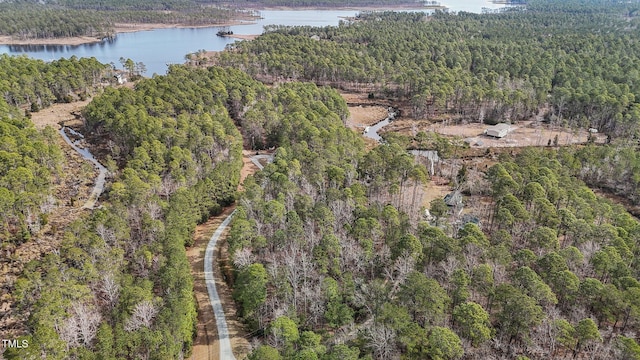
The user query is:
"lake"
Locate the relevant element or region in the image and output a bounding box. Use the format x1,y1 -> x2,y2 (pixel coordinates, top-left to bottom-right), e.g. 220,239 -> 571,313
0,0 -> 508,75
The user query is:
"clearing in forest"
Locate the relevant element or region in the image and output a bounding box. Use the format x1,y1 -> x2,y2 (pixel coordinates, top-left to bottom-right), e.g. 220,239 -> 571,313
385,119 -> 608,148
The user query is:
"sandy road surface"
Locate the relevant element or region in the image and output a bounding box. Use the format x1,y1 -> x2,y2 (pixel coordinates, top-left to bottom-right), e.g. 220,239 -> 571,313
189,152 -> 272,360
204,210 -> 238,360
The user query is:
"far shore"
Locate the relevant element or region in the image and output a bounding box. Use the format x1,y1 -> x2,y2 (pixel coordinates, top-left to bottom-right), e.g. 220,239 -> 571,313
221,33 -> 260,41
0,35 -> 105,46
0,20 -> 255,46
0,3 -> 434,46
244,3 -> 437,11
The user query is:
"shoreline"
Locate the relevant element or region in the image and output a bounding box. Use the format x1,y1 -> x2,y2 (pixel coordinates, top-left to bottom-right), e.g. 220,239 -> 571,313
0,35 -> 105,46
0,20 -> 255,46
220,33 -> 260,41
0,4 -> 432,46
250,5 -> 434,10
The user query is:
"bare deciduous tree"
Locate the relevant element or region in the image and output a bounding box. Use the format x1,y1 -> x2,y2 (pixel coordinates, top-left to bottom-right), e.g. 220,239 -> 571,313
146,201 -> 163,220
99,272 -> 120,308
441,254 -> 460,279
57,302 -> 101,349
283,244 -> 302,313
124,300 -> 158,332
306,281 -> 325,327
57,316 -> 80,350
75,302 -> 101,347
233,247 -> 255,269
398,253 -> 417,279
95,223 -> 116,247
365,324 -> 399,360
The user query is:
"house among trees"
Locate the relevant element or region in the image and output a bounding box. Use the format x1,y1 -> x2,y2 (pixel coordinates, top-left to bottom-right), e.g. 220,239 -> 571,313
484,123 -> 511,138
444,190 -> 462,207
114,73 -> 126,85
458,213 -> 481,229
444,190 -> 464,215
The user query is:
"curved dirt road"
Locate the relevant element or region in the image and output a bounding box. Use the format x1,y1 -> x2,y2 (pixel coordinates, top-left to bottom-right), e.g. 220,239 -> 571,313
190,152 -> 273,360
203,153 -> 272,360
204,209 -> 238,360
249,154 -> 273,170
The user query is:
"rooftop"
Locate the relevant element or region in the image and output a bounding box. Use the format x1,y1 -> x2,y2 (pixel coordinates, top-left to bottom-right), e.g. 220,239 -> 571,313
488,123 -> 511,131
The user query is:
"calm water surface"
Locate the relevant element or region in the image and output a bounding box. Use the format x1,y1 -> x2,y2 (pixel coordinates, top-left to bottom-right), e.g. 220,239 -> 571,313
0,1 -> 507,75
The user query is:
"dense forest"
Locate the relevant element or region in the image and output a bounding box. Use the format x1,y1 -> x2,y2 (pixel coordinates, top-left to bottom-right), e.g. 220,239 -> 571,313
565,144 -> 640,207
229,122 -> 640,359
218,0 -> 640,137
0,54 -> 110,256
0,53 -> 116,353
6,0 -> 640,359
0,0 -> 243,40
215,0 -> 640,206
3,64 -> 359,359
0,54 -> 109,108
5,65 -> 253,359
211,1 -> 640,359
0,100 -> 62,245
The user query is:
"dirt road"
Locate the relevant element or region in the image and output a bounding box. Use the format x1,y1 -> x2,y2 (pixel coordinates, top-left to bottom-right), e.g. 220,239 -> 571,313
189,152 -> 272,360
205,210 -> 238,360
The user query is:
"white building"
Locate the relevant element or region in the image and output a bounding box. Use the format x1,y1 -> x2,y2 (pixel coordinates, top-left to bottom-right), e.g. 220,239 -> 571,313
484,123 -> 511,138
114,74 -> 126,85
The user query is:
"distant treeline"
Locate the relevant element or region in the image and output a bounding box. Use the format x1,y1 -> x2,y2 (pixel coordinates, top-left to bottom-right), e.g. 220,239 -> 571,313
220,0 -> 426,6
0,0 -> 242,40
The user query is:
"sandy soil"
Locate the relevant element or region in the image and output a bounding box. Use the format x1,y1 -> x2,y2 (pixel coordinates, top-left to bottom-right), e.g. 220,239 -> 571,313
341,92 -> 393,149
0,35 -> 105,46
347,104 -> 386,150
188,152 -> 263,360
341,92 -> 393,106
386,120 -> 608,148
347,105 -> 388,130
224,34 -> 259,41
250,4 -> 436,10
29,100 -> 91,129
421,176 -> 452,208
188,205 -> 251,360
347,105 -> 387,150
240,150 -> 262,188
188,214 -> 251,360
